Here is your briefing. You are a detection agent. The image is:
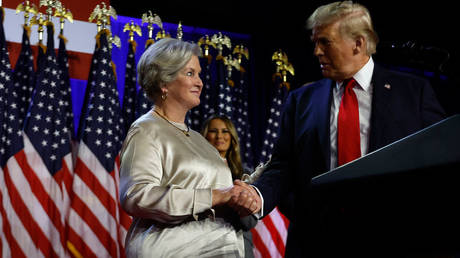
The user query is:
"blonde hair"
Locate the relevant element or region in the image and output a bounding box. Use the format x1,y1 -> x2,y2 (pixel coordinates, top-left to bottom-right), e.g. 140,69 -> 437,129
201,115 -> 243,180
306,1 -> 379,55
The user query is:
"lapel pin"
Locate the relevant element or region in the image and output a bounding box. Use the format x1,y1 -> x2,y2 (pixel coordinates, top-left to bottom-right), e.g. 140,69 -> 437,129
384,83 -> 391,90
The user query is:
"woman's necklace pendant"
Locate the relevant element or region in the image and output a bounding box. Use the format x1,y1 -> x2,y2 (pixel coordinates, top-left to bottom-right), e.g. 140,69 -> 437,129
154,109 -> 190,137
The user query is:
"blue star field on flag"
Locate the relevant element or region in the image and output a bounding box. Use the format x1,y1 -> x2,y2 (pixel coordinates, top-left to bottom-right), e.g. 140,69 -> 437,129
233,58 -> 255,169
22,24 -> 72,175
78,30 -> 124,172
0,8 -> 23,167
135,86 -> 153,118
77,41 -> 100,141
11,26 -> 35,126
215,56 -> 234,120
121,40 -> 138,136
259,73 -> 289,165
57,34 -> 74,140
135,43 -> 154,119
196,55 -> 217,125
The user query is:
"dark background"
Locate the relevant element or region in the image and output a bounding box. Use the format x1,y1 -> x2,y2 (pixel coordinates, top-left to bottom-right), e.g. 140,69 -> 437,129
111,0 -> 459,162
111,0 -> 458,85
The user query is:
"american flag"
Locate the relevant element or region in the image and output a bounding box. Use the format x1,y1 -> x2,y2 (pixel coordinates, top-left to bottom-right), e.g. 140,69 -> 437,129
57,33 -> 75,140
135,42 -> 153,119
251,72 -> 290,258
232,57 -> 255,169
11,25 -> 35,126
37,41 -> 47,74
135,85 -> 152,119
66,29 -> 131,258
215,55 -> 234,120
259,73 -> 289,164
1,22 -> 73,257
56,32 -> 77,245
76,41 -> 100,141
197,52 -> 217,123
187,97 -> 202,130
0,8 -> 24,255
76,24 -> 113,141
121,40 -> 138,136
252,207 -> 290,258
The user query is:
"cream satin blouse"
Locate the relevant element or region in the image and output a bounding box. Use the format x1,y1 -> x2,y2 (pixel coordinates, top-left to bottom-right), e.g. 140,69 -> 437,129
119,111 -> 244,257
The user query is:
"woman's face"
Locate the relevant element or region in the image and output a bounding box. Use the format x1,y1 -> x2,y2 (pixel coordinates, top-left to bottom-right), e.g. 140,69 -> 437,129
164,55 -> 203,110
205,119 -> 232,157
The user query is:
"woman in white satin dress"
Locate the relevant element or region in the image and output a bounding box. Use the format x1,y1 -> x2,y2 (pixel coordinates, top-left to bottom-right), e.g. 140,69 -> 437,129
119,38 -> 255,257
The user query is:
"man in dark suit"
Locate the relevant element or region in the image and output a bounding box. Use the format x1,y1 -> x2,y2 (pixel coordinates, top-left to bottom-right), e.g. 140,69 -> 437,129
231,1 -> 446,257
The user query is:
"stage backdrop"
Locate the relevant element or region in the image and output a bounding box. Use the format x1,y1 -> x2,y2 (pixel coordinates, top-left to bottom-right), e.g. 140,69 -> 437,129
2,1 -> 289,257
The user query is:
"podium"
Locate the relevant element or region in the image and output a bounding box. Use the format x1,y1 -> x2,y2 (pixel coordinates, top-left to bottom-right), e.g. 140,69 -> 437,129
310,115 -> 460,253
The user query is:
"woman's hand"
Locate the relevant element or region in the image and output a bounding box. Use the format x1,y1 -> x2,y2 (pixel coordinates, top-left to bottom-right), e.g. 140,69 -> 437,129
211,187 -> 233,207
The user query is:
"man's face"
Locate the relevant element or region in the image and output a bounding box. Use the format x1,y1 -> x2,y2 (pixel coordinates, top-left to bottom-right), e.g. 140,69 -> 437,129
311,21 -> 358,81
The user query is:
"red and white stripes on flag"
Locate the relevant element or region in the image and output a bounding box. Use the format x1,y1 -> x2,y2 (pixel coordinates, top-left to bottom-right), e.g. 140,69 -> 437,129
251,207 -> 289,258
66,144 -> 128,257
252,68 -> 291,258
2,1 -> 131,257
1,137 -> 74,257
1,13 -> 74,257
66,30 -> 131,258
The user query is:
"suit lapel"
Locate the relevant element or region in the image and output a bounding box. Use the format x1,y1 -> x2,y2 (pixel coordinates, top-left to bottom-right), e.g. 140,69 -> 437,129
316,79 -> 334,171
369,64 -> 392,152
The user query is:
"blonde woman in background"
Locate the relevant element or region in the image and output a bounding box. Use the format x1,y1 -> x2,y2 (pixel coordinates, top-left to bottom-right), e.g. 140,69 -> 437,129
202,115 -> 258,258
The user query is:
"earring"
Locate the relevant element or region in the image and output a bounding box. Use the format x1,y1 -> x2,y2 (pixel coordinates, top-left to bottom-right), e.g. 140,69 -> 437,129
161,92 -> 167,100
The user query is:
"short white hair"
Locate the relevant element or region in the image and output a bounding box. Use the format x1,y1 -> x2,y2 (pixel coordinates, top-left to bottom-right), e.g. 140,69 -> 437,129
137,38 -> 202,101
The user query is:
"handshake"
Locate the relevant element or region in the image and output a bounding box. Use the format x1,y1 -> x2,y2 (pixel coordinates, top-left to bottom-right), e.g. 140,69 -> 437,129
212,180 -> 262,217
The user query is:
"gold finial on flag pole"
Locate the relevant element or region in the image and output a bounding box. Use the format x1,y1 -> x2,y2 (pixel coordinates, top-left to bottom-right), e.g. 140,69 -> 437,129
155,20 -> 171,41
142,10 -> 162,42
15,1 -> 38,26
30,12 -> 47,42
156,30 -> 170,40
272,49 -> 294,90
176,21 -> 183,40
223,55 -> 240,86
39,0 -> 61,21
89,2 -> 117,32
233,44 -> 249,64
198,35 -> 216,64
198,35 -> 216,57
123,20 -> 142,42
89,3 -> 119,51
89,4 -> 102,31
54,3 -> 73,33
211,32 -> 231,57
107,33 -> 121,49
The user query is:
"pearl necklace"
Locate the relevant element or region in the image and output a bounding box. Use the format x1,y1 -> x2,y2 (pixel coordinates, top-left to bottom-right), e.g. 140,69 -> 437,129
153,110 -> 190,137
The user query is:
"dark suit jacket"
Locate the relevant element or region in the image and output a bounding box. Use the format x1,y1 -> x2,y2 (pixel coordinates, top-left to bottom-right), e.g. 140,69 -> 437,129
253,64 -> 446,257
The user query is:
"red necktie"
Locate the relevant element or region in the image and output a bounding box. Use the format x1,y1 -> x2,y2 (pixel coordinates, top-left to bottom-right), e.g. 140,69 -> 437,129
337,78 -> 361,166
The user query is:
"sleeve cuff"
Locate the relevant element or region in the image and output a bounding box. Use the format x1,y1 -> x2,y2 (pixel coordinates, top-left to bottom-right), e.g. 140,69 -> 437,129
251,185 -> 264,219
192,188 -> 212,220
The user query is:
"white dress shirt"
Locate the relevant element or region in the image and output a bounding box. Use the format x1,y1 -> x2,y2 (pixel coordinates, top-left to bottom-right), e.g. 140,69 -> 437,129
329,57 -> 374,169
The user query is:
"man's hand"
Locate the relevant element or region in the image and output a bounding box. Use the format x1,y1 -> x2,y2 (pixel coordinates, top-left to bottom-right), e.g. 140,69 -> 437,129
228,180 -> 262,217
